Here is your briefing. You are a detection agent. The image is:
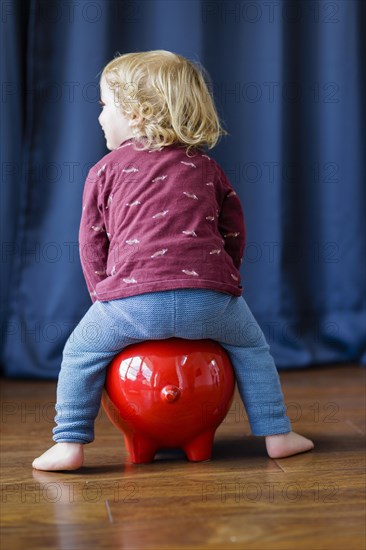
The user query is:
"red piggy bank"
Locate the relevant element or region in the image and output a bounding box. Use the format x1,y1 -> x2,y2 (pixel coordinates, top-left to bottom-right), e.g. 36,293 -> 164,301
102,338 -> 235,463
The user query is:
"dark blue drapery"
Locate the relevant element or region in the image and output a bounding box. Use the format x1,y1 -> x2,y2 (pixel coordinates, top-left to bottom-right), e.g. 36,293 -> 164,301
1,0 -> 365,378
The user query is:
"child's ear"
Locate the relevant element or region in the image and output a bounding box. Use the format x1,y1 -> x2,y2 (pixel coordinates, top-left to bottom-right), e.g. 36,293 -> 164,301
129,115 -> 142,127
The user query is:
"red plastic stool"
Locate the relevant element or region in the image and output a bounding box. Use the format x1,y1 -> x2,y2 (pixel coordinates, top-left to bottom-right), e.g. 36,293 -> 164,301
102,338 -> 235,463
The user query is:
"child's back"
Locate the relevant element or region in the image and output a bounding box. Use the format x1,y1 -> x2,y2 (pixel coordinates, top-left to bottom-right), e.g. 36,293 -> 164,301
80,138 -> 245,302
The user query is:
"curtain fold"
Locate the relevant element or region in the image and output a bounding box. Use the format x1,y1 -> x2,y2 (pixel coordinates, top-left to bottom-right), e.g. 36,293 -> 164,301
1,0 -> 365,378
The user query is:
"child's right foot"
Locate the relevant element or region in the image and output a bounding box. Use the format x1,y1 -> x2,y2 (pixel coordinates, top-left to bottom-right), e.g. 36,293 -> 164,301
32,442 -> 84,471
265,431 -> 314,458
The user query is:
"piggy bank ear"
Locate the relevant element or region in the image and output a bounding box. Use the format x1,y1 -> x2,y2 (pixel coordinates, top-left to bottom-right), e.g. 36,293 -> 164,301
160,385 -> 181,403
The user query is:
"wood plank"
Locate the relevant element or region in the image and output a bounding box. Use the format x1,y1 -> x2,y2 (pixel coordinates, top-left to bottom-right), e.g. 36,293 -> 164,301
1,365 -> 365,550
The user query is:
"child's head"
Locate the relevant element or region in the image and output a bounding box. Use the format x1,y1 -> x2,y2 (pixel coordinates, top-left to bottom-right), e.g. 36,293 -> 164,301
99,50 -> 228,153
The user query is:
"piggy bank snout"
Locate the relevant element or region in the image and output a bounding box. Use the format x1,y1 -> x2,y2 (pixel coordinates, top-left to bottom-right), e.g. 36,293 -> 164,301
160,385 -> 181,403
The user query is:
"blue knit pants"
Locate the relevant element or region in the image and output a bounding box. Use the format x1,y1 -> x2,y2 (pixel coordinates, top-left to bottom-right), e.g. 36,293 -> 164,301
53,289 -> 291,443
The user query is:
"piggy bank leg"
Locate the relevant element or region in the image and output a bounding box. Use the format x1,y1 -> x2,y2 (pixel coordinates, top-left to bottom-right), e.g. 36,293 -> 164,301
124,433 -> 158,464
182,429 -> 216,462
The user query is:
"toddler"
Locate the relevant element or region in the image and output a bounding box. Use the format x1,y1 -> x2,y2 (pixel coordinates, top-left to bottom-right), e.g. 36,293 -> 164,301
32,50 -> 313,471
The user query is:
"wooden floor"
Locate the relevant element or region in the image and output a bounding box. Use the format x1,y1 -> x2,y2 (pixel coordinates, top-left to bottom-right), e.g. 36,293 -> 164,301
1,364 -> 365,550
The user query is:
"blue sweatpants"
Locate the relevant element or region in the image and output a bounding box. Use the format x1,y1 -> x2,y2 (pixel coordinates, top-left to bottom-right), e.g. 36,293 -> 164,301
53,289 -> 291,443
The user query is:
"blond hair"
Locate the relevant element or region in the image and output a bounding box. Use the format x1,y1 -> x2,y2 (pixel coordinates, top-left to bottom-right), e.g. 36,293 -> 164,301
100,50 -> 228,154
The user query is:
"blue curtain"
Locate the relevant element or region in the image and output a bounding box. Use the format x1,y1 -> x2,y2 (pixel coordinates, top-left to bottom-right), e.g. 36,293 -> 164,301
1,0 -> 365,378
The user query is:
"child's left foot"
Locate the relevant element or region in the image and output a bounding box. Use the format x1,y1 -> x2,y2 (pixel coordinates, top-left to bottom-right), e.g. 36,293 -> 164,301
32,442 -> 84,471
265,431 -> 314,458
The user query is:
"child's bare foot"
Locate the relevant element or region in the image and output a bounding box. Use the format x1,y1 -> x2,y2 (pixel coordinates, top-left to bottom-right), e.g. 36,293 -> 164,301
265,431 -> 314,458
32,442 -> 84,471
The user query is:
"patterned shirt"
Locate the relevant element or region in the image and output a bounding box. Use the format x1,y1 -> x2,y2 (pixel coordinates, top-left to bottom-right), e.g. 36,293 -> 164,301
79,138 -> 246,302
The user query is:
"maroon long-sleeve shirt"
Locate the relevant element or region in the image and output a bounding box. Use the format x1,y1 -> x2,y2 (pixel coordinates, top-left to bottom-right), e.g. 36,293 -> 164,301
79,138 -> 246,302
